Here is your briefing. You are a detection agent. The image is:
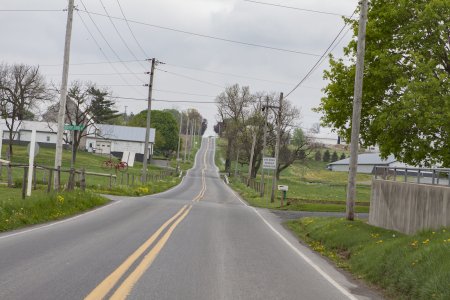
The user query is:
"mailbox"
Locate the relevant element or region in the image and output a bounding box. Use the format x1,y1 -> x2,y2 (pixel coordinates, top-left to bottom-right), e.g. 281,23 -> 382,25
277,185 -> 288,191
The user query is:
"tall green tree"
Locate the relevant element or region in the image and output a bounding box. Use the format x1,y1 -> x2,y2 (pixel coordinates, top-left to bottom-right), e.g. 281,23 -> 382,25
315,0 -> 450,167
129,110 -> 179,157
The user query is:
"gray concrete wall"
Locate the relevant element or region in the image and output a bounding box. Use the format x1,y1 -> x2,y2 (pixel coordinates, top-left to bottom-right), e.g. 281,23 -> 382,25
369,179 -> 450,234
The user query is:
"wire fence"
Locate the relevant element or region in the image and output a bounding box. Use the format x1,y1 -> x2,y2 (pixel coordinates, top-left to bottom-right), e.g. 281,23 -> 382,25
374,166 -> 450,186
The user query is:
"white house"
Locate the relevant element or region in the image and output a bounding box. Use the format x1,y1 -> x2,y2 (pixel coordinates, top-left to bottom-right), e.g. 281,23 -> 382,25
85,124 -> 156,161
327,153 -> 402,174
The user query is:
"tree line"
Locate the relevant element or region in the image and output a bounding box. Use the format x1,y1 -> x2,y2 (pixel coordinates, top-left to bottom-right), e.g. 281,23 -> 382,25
215,84 -> 317,180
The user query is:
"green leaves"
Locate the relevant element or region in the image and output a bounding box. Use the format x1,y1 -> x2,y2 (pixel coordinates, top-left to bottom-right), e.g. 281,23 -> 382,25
316,0 -> 450,166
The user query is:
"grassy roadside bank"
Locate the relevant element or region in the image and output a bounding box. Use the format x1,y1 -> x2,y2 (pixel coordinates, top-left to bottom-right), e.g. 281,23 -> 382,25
0,188 -> 109,232
287,217 -> 450,299
230,180 -> 370,213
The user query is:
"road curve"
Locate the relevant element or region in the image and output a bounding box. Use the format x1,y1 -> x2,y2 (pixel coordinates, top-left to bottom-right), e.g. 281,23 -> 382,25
0,138 -> 382,300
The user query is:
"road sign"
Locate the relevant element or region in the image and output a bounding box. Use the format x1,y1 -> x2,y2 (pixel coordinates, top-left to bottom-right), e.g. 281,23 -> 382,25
64,124 -> 85,131
263,157 -> 276,170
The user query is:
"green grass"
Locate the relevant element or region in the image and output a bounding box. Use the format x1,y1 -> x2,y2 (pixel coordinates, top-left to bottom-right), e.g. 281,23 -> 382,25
230,180 -> 369,213
90,176 -> 181,196
287,217 -> 450,299
0,186 -> 109,232
0,143 -> 183,196
215,137 -> 372,212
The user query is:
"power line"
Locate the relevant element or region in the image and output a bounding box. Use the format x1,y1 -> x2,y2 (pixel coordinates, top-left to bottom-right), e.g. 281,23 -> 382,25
39,59 -> 146,67
116,0 -> 150,58
285,9 -> 357,97
110,96 -> 217,104
156,68 -> 225,88
76,10 -> 146,97
78,0 -> 146,84
164,63 -> 295,86
154,89 -> 216,98
243,0 -> 349,17
98,0 -> 148,70
76,9 -> 321,56
0,9 -> 64,12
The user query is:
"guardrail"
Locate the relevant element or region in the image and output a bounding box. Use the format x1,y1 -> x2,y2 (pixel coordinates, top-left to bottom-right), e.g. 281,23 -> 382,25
374,166 -> 450,186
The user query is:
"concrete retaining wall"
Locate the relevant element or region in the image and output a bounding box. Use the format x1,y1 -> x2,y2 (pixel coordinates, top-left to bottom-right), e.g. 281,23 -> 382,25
369,179 -> 450,234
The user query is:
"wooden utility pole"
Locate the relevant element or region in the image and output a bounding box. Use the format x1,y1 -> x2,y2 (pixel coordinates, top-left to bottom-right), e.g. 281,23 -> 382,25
247,129 -> 257,186
184,118 -> 190,162
260,96 -> 270,197
176,112 -> 183,172
346,0 -> 369,220
142,58 -> 156,183
271,93 -> 283,203
54,0 -> 75,190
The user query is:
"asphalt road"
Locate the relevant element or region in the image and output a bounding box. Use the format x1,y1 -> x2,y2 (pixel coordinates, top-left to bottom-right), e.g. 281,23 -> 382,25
0,138 -> 382,300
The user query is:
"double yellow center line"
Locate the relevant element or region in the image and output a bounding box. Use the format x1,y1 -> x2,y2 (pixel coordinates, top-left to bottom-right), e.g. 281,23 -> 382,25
193,139 -> 209,202
85,139 -> 210,300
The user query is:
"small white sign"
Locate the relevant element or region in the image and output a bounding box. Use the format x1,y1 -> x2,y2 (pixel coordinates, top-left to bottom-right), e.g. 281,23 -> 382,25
278,185 -> 289,191
263,157 -> 277,170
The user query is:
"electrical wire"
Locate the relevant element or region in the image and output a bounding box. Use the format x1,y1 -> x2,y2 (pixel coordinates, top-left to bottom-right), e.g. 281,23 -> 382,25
156,68 -> 225,88
0,9 -> 64,12
76,9 -> 321,56
116,0 -> 150,58
243,0 -> 349,17
78,0 -> 146,84
76,11 -> 146,96
110,96 -> 217,104
285,9 -> 357,97
98,0 -> 148,70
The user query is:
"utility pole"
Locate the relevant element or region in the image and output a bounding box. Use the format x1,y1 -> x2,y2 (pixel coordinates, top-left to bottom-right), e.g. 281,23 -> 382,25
260,96 -> 270,197
184,118 -> 190,162
189,121 -> 194,160
142,58 -> 156,183
54,0 -> 75,190
346,0 -> 369,221
176,112 -> 183,172
247,129 -> 257,186
124,105 -> 128,125
271,92 -> 283,203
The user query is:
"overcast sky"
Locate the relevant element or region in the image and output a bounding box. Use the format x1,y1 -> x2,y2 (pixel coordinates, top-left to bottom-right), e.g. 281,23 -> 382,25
0,0 -> 359,135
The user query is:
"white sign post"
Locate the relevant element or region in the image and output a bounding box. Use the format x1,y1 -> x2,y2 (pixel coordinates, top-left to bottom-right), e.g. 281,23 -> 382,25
0,129 -> 3,159
27,130 -> 37,197
263,157 -> 277,170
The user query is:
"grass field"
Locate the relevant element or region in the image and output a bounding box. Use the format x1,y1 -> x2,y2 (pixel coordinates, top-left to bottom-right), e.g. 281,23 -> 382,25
287,217 -> 450,299
0,187 -> 109,232
215,138 -> 372,212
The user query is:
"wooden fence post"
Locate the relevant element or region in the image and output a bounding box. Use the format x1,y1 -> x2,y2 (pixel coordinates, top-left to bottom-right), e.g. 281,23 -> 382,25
33,164 -> 37,190
57,166 -> 61,192
80,168 -> 86,191
132,173 -> 135,186
47,169 -> 53,193
22,167 -> 28,199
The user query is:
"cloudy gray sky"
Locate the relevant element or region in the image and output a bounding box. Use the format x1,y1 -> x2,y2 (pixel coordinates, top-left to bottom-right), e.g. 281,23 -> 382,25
0,0 -> 358,135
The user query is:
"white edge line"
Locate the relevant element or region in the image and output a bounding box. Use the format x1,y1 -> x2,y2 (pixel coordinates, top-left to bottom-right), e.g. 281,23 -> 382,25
0,200 -> 122,241
223,182 -> 358,300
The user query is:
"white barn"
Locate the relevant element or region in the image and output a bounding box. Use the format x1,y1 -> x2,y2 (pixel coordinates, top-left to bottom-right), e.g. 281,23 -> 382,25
85,124 -> 155,161
327,153 -> 399,174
